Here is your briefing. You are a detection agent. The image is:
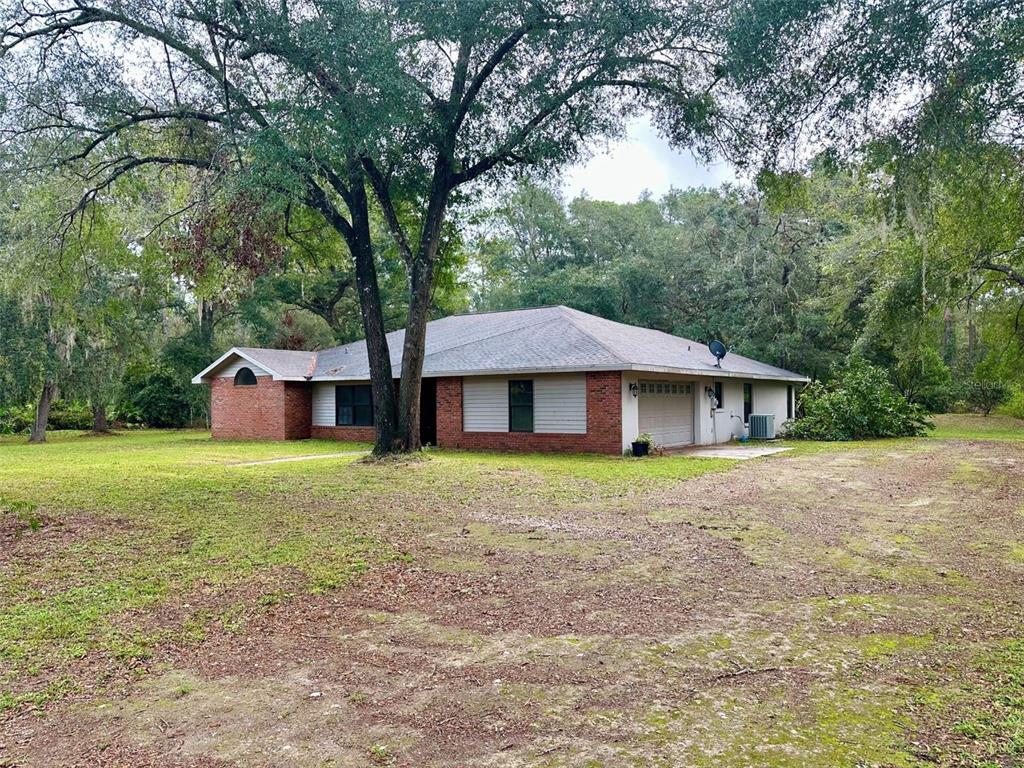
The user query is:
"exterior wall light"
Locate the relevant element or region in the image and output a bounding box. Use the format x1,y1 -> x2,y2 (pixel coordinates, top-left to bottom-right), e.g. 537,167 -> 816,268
629,382 -> 639,397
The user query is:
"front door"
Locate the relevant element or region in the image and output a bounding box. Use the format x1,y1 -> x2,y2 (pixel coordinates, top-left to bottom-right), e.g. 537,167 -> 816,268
420,378 -> 437,446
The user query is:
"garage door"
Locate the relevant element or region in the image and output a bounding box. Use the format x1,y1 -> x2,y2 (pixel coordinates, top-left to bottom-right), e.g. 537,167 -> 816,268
638,380 -> 694,447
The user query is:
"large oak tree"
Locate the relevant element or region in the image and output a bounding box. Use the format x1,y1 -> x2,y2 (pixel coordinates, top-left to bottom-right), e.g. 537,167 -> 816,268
1,0 -> 757,452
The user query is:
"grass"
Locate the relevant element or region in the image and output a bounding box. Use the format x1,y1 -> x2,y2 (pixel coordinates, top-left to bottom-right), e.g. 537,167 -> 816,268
929,413 -> 1024,441
0,429 -> 730,711
950,640 -> 1024,765
0,431 -> 381,703
4,426 -> 1024,766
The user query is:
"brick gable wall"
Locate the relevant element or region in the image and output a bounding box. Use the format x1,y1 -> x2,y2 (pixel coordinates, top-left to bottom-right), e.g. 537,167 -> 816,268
435,372 -> 622,454
210,378 -> 311,440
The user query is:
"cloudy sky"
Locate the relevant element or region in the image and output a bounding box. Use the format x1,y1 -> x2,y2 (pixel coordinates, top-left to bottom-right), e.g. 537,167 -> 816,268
561,116 -> 740,203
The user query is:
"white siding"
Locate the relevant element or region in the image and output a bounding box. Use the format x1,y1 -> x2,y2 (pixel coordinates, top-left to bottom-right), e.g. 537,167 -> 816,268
463,377 -> 509,432
462,374 -> 587,434
718,379 -> 747,440
216,357 -> 270,378
535,375 -> 586,434
753,381 -> 790,427
621,372 -> 640,452
312,382 -> 336,427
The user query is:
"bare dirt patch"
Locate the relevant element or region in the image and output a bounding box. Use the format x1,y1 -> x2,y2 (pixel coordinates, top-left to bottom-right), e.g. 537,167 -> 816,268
4,439 -> 1024,767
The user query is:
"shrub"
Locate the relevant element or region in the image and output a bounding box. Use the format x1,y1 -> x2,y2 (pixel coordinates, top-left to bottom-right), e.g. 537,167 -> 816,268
893,347 -> 953,413
0,404 -> 34,435
958,377 -> 1011,416
125,369 -> 194,427
999,389 -> 1024,420
0,402 -> 93,433
789,357 -> 932,440
47,401 -> 93,431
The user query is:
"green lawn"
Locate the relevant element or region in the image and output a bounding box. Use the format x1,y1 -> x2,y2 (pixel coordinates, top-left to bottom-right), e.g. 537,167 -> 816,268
2,427 -> 1023,767
0,430 -> 732,713
929,412 -> 1024,441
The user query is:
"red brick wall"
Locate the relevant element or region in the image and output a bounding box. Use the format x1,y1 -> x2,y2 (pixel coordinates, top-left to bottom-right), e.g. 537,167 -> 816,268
210,377 -> 311,440
434,372 -> 622,454
310,425 -> 376,442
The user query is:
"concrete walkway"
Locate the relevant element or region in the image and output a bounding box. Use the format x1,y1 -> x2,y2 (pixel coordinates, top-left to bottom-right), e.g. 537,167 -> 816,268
230,451 -> 365,467
671,445 -> 792,460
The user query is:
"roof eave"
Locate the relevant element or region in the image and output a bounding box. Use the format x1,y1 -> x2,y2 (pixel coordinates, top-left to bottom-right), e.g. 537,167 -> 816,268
191,347 -> 287,384
625,364 -> 810,383
308,363 -> 810,383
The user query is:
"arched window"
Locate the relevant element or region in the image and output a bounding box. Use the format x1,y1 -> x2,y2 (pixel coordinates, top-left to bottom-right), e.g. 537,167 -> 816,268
234,367 -> 258,386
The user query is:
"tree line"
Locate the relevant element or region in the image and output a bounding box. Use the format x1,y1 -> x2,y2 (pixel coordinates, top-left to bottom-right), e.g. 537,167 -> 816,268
1,1 -> 1022,448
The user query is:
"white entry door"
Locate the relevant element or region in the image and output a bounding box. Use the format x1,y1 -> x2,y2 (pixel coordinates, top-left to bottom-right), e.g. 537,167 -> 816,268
638,380 -> 694,447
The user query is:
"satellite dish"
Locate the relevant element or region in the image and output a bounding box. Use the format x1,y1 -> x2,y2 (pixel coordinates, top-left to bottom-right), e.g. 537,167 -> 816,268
708,340 -> 727,368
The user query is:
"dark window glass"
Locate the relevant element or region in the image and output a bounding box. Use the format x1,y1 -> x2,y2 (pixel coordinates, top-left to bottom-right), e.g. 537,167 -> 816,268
508,380 -> 534,433
743,383 -> 753,422
713,381 -> 724,408
336,384 -> 374,426
234,367 -> 258,386
787,385 -> 794,420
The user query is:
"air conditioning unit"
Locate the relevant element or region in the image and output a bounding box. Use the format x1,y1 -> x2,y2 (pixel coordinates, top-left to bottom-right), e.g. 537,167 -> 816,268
748,414 -> 776,440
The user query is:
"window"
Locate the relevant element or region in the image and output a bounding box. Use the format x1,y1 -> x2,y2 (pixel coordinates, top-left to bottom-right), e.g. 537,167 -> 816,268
234,367 -> 257,386
713,381 -> 724,409
787,385 -> 794,420
743,383 -> 753,423
508,380 -> 534,433
336,384 -> 373,427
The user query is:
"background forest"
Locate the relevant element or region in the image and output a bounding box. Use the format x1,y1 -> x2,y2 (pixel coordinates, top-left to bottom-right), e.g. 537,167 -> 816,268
2,150 -> 1021,434
1,0 -> 1022,438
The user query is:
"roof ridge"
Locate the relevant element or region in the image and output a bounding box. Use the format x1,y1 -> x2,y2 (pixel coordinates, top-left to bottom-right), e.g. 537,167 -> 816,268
312,306 -> 572,359
566,308 -> 711,354
557,307 -> 630,365
421,312 -> 561,361
447,304 -> 562,319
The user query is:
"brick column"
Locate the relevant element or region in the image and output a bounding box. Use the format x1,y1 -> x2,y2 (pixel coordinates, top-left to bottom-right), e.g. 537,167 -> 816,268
435,376 -> 463,447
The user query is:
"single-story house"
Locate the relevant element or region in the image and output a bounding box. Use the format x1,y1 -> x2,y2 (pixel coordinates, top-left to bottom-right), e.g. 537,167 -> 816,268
192,305 -> 809,453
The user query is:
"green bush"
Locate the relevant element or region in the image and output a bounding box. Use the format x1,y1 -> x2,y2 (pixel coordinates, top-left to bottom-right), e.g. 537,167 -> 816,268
893,346 -> 953,413
47,401 -> 93,430
999,389 -> 1024,420
0,404 -> 33,435
957,377 -> 1011,416
789,357 -> 932,440
0,402 -> 94,433
125,369 -> 194,428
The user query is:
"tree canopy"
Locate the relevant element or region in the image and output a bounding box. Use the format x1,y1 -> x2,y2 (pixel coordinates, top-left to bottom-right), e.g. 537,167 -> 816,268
1,0 -> 1022,443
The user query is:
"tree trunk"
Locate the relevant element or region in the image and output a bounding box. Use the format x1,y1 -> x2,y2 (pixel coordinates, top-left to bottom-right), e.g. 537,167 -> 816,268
967,299 -> 978,363
198,298 -> 215,351
942,306 -> 955,364
396,257 -> 433,452
347,171 -> 399,455
29,380 -> 58,444
395,171 -> 453,452
92,403 -> 109,433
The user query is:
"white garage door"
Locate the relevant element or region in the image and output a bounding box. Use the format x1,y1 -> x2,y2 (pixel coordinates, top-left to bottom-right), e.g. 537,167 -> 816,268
638,380 -> 694,447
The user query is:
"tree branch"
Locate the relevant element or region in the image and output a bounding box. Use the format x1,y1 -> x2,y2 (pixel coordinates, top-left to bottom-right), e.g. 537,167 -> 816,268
361,157 -> 414,265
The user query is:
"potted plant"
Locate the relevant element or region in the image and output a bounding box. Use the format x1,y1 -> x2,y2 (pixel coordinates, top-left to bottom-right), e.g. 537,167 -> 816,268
631,432 -> 654,457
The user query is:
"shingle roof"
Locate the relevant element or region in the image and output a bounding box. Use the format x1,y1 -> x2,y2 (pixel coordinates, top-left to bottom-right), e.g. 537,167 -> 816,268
312,305 -> 808,382
233,347 -> 318,378
191,347 -> 316,383
195,306 -> 808,384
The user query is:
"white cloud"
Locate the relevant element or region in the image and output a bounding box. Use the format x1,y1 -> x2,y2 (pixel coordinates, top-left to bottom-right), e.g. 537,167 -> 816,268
562,116 -> 739,203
